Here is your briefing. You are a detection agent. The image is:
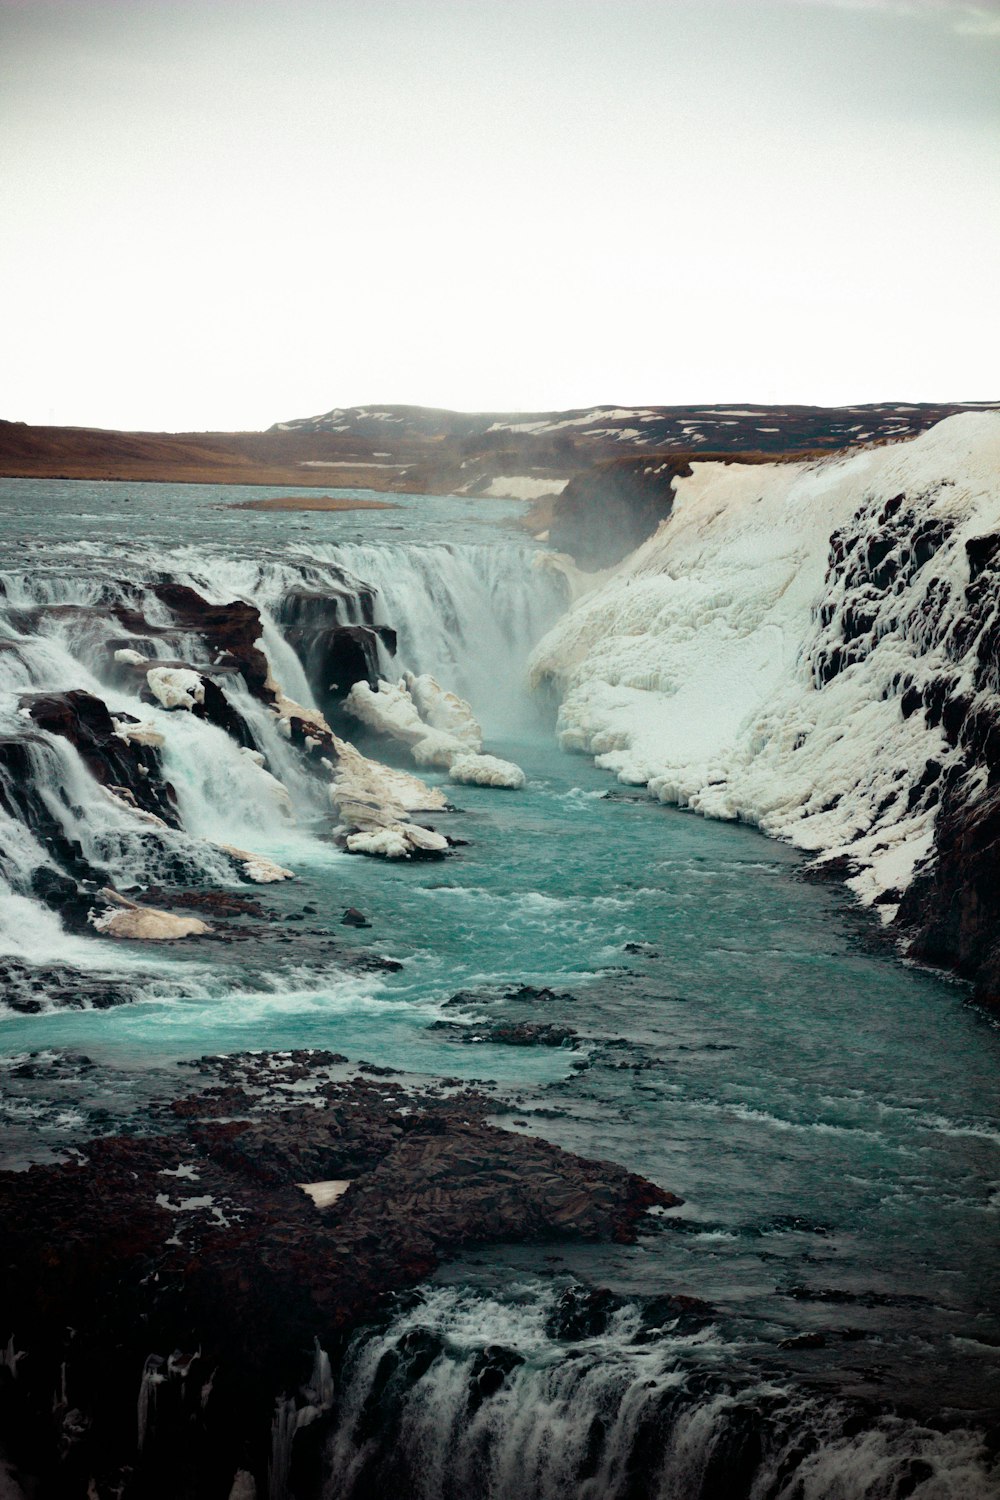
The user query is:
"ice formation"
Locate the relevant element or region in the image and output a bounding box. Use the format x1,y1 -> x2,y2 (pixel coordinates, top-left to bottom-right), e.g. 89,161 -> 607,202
530,413 -> 1000,917
345,674 -> 526,791
449,753 -> 526,789
145,667 -> 206,711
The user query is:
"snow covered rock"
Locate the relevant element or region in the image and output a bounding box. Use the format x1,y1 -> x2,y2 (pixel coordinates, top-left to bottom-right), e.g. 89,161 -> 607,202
146,667 -> 205,712
345,679 -> 440,751
345,823 -> 448,859
404,671 -> 482,749
92,890 -> 211,941
345,677 -> 482,765
215,843 -> 295,883
346,676 -> 523,788
327,734 -> 450,858
328,735 -> 448,816
449,753 -> 526,789
531,412 -> 1000,926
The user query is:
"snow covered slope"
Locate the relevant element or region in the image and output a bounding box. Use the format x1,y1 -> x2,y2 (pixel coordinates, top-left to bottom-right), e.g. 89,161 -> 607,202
530,414 -> 1000,945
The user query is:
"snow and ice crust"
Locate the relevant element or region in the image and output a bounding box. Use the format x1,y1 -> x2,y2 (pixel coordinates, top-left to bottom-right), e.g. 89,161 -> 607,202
530,413 -> 1000,918
344,673 -> 527,790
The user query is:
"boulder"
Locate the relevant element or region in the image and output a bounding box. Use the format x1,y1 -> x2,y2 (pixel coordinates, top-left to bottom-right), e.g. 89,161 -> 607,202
91,889 -> 211,941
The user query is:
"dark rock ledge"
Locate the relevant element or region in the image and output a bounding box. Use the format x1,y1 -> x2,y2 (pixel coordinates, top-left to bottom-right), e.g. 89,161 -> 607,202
0,1053 -> 678,1500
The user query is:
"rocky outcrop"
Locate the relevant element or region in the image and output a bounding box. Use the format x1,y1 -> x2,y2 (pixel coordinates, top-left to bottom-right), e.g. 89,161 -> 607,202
277,586 -> 396,722
896,782 -> 1000,1008
151,583 -> 272,700
549,457 -> 689,570
20,690 -> 179,827
888,528 -> 1000,1005
0,1055 -> 677,1499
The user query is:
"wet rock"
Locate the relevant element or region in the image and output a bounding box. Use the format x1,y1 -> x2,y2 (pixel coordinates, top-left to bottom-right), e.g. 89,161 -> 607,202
21,689 -> 179,828
0,958 -> 137,1013
779,1332 -> 828,1350
545,1285 -> 622,1340
341,907 -> 372,928
140,886 -> 271,919
638,1292 -> 717,1332
505,984 -> 578,1005
429,1019 -> 579,1047
896,780 -> 1000,1010
466,1345 -> 524,1415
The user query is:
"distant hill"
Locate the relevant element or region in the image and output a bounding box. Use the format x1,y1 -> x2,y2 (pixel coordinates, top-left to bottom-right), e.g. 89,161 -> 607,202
2,400 -> 997,496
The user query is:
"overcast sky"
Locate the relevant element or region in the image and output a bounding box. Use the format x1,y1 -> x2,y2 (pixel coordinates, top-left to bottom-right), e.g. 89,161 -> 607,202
1,0 -> 997,431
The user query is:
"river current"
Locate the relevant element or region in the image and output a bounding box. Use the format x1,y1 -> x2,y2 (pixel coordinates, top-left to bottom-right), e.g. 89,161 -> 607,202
1,478 -> 999,1498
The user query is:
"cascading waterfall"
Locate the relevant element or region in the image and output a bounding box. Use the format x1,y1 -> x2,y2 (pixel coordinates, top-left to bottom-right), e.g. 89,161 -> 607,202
325,1286 -> 998,1500
0,538 -> 564,1005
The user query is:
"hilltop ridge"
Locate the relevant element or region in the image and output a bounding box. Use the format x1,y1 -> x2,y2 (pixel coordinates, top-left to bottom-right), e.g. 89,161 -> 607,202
2,399 -> 996,497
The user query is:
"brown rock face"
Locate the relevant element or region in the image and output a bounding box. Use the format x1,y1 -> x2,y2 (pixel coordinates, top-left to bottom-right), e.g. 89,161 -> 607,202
550,457 -> 689,570
152,583 -> 272,700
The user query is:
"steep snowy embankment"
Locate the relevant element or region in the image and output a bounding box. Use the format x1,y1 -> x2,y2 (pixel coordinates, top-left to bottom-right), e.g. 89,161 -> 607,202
530,413 -> 1000,940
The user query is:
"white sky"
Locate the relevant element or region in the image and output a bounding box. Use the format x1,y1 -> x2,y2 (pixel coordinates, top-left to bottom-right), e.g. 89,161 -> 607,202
1,0 -> 998,431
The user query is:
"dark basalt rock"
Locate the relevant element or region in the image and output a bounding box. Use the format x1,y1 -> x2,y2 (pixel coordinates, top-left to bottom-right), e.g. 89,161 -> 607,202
466,1344 -> 525,1415
276,586 -> 397,723
21,689 -> 180,829
0,957 -> 137,1013
896,780 -> 1000,1010
152,583 -> 272,701
441,983 -> 579,1010
429,1019 -> 579,1047
545,1285 -> 622,1340
341,906 -> 372,928
550,457 -> 689,570
0,1059 -> 678,1498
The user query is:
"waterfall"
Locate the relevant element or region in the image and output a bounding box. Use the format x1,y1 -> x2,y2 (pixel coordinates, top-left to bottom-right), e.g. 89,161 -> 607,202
325,1285 -> 998,1500
302,542 -> 567,734
0,537 -> 564,1010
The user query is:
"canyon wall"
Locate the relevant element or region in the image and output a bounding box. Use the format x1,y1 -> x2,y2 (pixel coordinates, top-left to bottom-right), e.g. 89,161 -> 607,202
530,413 -> 1000,1003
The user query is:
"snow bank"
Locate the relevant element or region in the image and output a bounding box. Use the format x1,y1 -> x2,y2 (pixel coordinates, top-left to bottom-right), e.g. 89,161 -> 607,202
481,476 -> 569,500
530,413 -> 1000,915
